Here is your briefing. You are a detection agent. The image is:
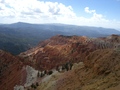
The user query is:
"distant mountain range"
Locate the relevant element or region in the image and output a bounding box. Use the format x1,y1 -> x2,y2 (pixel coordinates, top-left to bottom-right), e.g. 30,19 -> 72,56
0,22 -> 120,55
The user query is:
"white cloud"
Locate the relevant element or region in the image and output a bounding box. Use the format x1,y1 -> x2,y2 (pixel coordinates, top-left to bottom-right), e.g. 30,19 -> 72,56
0,0 -> 76,22
84,7 -> 95,14
0,0 -> 120,29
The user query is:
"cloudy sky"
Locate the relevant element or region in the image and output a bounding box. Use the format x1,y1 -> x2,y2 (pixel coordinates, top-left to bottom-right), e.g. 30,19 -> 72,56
0,0 -> 120,29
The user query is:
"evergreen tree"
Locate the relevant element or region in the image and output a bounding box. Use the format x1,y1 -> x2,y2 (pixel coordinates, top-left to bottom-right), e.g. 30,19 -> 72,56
44,70 -> 47,75
40,72 -> 43,77
70,63 -> 73,70
62,65 -> 65,71
65,63 -> 69,71
48,70 -> 53,75
37,72 -> 40,77
36,82 -> 39,86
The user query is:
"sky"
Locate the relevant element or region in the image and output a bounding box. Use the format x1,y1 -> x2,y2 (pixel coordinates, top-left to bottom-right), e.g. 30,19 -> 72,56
0,0 -> 120,29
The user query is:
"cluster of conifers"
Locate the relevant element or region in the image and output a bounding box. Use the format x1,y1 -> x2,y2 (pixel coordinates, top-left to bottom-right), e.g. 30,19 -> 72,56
37,62 -> 73,78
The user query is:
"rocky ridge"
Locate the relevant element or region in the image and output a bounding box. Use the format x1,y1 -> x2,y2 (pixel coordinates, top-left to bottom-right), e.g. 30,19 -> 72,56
0,34 -> 120,90
20,34 -> 120,90
19,34 -> 120,71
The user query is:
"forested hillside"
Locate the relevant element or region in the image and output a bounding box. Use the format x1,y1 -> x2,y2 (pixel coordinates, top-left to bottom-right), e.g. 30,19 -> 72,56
0,22 -> 120,55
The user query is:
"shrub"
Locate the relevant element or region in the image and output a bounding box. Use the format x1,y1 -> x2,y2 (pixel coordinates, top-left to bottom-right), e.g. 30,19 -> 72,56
36,82 -> 39,86
37,72 -> 40,77
48,70 -> 53,75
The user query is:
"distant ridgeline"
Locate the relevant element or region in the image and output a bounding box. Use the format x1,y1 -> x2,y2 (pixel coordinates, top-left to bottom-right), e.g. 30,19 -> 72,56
0,22 -> 120,55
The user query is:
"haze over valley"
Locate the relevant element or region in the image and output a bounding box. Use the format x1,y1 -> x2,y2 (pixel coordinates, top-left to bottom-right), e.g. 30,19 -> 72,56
0,22 -> 120,55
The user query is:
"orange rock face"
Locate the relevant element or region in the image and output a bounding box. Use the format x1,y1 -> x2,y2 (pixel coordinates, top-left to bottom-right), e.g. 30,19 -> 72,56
20,35 -> 120,71
0,50 -> 27,90
0,34 -> 120,90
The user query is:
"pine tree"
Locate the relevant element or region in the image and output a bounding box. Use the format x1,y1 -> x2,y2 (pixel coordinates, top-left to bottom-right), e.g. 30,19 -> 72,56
48,70 -> 53,75
70,63 -> 73,70
36,82 -> 39,86
37,72 -> 40,77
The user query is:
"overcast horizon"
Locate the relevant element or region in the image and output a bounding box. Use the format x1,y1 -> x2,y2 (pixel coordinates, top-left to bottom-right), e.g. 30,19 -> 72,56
0,0 -> 120,30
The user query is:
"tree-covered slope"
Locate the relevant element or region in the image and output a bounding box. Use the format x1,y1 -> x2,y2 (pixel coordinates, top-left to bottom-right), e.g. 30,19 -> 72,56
0,22 -> 120,55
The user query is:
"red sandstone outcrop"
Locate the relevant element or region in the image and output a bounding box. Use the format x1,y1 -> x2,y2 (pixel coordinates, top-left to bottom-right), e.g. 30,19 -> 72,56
1,34 -> 120,90
19,35 -> 120,71
37,49 -> 120,90
0,50 -> 27,90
